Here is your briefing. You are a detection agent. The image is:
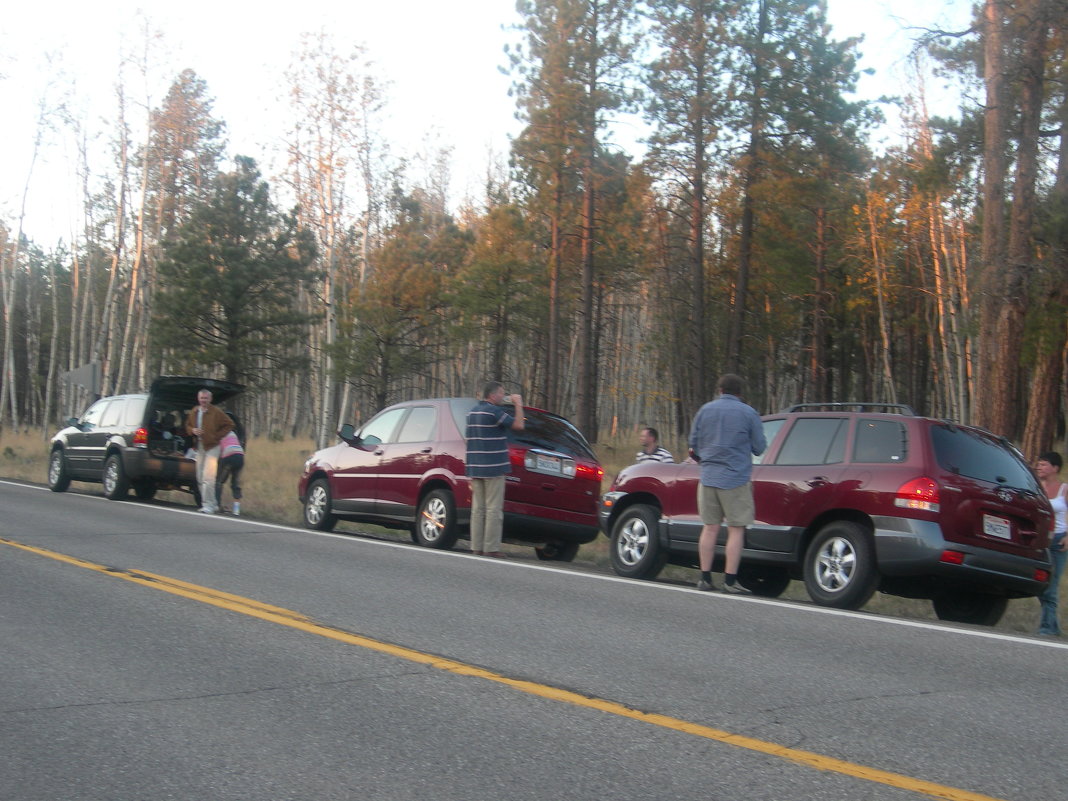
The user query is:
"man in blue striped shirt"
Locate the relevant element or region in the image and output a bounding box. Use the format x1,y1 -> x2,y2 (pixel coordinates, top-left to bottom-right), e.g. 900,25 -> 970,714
465,381 -> 525,557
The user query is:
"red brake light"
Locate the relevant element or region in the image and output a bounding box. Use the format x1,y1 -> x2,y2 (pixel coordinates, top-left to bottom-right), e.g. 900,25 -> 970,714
1035,568 -> 1051,583
134,427 -> 149,447
939,550 -> 965,565
895,477 -> 940,512
577,463 -> 604,481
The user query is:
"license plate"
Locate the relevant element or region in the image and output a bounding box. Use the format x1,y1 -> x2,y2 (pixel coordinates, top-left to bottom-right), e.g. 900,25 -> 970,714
536,453 -> 561,473
982,513 -> 1012,540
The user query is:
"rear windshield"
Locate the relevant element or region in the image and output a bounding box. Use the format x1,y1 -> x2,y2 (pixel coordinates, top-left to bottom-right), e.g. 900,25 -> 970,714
930,425 -> 1039,491
450,398 -> 595,460
507,409 -> 596,461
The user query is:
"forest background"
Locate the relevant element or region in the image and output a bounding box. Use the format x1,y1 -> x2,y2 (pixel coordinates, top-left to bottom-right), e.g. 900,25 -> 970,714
1,0 -> 1067,457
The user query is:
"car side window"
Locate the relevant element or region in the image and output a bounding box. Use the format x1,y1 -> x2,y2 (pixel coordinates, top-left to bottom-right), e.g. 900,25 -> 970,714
396,407 -> 436,443
852,419 -> 907,463
124,398 -> 147,427
754,418 -> 786,464
359,408 -> 406,446
81,400 -> 109,430
774,418 -> 848,465
99,399 -> 125,428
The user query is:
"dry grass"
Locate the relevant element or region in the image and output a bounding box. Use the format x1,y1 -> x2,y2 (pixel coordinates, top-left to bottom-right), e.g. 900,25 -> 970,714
0,427 -> 1052,635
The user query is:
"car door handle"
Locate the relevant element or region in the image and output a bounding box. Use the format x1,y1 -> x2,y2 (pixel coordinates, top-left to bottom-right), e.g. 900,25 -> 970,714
420,447 -> 432,454
541,483 -> 556,491
807,476 -> 830,487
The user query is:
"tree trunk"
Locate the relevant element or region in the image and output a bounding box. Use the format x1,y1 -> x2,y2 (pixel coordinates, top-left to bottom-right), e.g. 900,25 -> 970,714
1020,44 -> 1068,456
727,0 -> 767,376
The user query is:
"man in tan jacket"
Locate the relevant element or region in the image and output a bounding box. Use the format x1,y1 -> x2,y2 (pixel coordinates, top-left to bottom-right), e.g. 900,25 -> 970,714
185,388 -> 234,514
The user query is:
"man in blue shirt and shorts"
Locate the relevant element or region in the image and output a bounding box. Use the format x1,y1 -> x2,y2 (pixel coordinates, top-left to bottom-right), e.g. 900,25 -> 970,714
688,374 -> 766,592
465,381 -> 525,557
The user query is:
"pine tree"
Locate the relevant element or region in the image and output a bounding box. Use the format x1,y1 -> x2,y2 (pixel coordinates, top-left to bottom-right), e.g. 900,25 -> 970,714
152,157 -> 318,389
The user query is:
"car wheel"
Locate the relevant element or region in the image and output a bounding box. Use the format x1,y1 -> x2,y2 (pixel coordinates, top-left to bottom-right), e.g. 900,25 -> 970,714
535,541 -> 580,562
609,504 -> 668,579
48,449 -> 70,492
303,478 -> 338,532
737,564 -> 791,598
133,480 -> 158,500
103,454 -> 130,500
932,592 -> 1008,626
413,489 -> 459,550
803,520 -> 878,609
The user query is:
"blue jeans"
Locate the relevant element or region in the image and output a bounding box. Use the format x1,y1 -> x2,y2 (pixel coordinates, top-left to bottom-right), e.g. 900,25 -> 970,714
1038,533 -> 1067,635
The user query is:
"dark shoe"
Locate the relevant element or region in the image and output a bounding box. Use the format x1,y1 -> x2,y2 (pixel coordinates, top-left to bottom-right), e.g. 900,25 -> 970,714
472,550 -> 484,556
722,581 -> 750,595
696,579 -> 717,592
484,551 -> 507,558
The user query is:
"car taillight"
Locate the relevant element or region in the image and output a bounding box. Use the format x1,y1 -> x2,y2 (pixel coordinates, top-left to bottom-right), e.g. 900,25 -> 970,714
895,477 -> 940,512
1035,568 -> 1051,583
576,463 -> 604,482
510,448 -> 527,467
133,427 -> 149,447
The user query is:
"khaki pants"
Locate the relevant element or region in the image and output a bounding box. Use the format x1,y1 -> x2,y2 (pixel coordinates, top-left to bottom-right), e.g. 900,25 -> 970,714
196,445 -> 221,512
470,476 -> 505,552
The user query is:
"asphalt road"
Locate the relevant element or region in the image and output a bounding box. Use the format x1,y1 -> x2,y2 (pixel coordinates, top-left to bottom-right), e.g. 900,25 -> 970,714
1,478 -> 1065,801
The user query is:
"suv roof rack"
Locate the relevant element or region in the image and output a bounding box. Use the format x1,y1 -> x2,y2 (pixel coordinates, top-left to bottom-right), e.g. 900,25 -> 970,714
783,402 -> 917,416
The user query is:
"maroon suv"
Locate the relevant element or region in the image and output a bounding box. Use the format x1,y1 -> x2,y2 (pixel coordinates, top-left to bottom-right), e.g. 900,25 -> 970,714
599,403 -> 1053,625
299,398 -> 604,560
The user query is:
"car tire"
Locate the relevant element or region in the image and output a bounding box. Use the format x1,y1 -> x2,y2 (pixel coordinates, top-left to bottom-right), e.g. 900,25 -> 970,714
303,478 -> 338,532
932,592 -> 1008,626
737,564 -> 791,598
535,541 -> 580,562
48,449 -> 71,492
609,504 -> 668,579
133,480 -> 158,500
103,453 -> 130,500
413,489 -> 459,550
803,520 -> 878,609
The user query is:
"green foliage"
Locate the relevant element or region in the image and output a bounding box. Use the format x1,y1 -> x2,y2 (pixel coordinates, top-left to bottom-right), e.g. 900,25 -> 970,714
144,69 -> 227,238
153,157 -> 320,386
334,192 -> 472,407
450,203 -> 547,373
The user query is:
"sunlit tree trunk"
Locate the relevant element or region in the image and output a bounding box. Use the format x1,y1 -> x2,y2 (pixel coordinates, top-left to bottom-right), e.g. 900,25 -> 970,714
1021,62 -> 1068,457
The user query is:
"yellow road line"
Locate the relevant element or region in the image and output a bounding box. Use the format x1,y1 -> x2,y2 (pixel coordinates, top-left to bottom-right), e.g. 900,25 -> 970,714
1,537 -> 1008,801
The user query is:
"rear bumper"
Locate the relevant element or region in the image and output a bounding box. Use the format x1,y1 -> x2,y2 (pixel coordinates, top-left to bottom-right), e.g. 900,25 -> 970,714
121,446 -> 197,486
873,516 -> 1051,598
503,513 -> 599,545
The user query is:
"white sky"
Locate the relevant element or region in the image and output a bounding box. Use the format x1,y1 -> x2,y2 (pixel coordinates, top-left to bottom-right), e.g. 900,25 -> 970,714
1,0 -> 974,246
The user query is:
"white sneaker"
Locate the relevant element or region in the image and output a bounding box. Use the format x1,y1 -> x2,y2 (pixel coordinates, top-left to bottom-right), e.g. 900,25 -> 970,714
198,506 -> 216,514
232,502 -> 240,516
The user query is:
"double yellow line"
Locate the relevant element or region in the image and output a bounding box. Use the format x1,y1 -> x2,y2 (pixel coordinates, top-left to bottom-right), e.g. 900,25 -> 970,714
1,537 -> 1007,801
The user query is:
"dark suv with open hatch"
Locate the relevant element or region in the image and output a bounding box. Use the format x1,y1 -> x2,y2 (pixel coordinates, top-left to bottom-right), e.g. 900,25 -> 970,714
48,376 -> 244,506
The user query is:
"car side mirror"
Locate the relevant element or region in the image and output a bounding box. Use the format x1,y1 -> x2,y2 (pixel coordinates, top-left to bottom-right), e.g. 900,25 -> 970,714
338,423 -> 360,446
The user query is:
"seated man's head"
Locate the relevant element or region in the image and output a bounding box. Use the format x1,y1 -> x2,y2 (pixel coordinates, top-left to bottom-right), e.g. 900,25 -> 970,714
639,426 -> 659,450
